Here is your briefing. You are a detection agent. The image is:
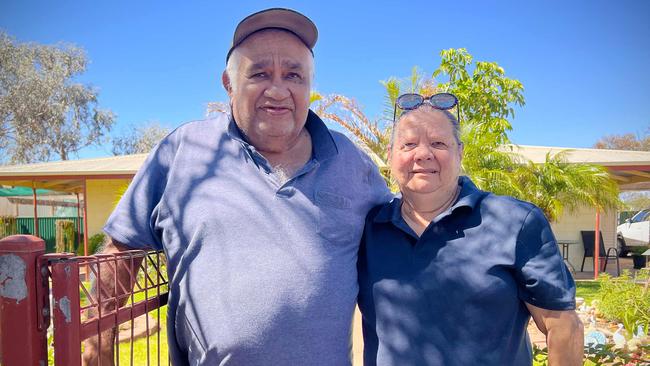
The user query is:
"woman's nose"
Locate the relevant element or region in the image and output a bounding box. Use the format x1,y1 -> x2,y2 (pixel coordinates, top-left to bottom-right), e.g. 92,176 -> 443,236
413,144 -> 434,160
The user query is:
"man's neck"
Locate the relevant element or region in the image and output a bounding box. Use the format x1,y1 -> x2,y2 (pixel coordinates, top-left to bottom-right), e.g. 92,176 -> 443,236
261,128 -> 312,179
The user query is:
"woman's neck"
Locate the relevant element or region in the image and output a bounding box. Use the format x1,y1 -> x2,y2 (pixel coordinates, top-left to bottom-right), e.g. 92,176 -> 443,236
401,185 -> 460,236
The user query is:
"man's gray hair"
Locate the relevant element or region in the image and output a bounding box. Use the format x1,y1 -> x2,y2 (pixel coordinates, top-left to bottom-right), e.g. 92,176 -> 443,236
390,107 -> 462,148
225,29 -> 315,92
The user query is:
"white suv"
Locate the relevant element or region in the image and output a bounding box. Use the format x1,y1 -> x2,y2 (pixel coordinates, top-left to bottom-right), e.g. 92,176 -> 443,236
617,209 -> 650,256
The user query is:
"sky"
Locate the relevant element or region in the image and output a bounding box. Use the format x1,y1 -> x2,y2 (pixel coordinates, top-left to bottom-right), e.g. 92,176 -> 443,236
1,0 -> 649,159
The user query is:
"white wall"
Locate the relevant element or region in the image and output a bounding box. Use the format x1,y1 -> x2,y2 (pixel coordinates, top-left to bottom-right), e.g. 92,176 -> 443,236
550,205 -> 616,272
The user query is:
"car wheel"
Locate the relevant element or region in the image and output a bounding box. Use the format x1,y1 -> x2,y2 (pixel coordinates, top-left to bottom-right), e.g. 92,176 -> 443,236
617,238 -> 628,257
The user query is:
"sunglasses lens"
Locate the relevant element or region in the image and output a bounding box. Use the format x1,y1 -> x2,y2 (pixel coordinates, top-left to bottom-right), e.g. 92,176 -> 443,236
430,93 -> 458,109
396,94 -> 424,110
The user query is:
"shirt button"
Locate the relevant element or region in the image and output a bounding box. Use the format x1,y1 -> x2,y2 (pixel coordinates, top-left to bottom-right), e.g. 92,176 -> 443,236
277,187 -> 296,198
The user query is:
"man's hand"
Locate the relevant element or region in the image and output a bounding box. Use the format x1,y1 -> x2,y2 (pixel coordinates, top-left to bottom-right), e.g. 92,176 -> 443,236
526,302 -> 584,366
81,238 -> 143,366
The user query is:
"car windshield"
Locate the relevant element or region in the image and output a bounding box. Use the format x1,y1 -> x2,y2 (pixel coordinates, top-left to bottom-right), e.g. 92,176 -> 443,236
630,209 -> 650,223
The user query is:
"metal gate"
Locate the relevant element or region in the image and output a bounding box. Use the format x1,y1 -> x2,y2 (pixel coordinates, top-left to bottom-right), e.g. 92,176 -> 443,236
0,235 -> 169,366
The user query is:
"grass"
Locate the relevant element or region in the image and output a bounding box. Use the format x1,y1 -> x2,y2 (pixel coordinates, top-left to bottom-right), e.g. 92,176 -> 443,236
116,305 -> 169,365
575,280 -> 601,304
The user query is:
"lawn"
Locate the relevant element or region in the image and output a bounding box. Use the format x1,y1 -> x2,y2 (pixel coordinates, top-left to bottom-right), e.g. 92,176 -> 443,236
575,280 -> 600,304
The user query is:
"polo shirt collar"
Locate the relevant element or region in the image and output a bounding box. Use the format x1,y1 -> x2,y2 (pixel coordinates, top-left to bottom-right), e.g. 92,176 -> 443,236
374,176 -> 485,225
226,109 -> 339,162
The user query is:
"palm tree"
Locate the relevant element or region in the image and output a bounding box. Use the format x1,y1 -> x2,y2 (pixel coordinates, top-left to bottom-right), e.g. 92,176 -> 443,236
313,48 -> 621,221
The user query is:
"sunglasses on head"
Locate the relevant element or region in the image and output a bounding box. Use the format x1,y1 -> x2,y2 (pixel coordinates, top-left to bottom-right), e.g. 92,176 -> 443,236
393,92 -> 460,123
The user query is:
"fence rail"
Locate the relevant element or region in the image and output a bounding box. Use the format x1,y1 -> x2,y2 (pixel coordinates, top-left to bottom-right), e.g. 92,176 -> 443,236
0,235 -> 169,366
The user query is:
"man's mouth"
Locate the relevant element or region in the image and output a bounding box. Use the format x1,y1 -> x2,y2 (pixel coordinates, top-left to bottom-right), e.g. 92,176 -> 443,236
261,106 -> 291,115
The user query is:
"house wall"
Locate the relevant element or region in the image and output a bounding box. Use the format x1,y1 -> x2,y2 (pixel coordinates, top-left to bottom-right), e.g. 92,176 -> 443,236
86,179 -> 131,237
0,196 -> 78,217
550,205 -> 617,272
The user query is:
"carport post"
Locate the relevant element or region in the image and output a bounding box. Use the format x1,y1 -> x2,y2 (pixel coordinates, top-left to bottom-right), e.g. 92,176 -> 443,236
594,210 -> 600,279
31,183 -> 39,237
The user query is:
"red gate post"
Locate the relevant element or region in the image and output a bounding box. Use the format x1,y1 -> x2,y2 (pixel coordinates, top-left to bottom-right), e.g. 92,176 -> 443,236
51,257 -> 82,366
0,235 -> 48,366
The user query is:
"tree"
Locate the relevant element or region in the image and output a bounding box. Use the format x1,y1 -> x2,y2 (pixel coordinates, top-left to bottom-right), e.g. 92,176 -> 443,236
111,122 -> 170,155
594,130 -> 650,151
314,48 -> 621,221
0,32 -> 114,164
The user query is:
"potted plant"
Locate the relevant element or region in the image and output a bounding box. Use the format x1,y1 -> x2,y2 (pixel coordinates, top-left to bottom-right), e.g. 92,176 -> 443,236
630,246 -> 650,269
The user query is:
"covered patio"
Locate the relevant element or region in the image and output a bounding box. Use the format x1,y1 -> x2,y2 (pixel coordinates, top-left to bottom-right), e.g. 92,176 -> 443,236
0,154 -> 144,254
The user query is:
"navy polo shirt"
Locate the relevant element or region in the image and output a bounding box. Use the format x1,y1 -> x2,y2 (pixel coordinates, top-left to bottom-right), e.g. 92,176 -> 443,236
358,176 -> 575,366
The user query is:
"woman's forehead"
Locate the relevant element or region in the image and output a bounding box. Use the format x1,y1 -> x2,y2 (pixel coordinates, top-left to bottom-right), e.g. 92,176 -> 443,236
396,111 -> 454,135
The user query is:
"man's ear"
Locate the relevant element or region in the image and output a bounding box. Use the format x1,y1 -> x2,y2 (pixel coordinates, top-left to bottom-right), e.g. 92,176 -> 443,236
222,70 -> 232,96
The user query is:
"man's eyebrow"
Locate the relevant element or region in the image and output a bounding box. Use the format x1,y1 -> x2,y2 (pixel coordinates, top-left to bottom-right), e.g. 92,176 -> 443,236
248,60 -> 271,71
282,60 -> 305,71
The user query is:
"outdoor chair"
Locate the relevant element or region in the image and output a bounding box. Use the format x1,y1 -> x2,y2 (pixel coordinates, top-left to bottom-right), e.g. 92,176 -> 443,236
580,230 -> 620,276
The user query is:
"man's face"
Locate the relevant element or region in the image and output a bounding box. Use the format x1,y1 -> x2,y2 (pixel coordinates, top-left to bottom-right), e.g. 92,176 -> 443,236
223,30 -> 312,153
390,108 -> 463,195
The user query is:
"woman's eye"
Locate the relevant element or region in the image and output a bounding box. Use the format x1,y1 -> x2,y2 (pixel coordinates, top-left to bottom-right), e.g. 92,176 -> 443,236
251,72 -> 267,78
431,141 -> 447,149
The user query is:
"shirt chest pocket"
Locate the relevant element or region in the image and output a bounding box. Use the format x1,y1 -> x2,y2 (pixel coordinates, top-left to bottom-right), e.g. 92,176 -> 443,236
315,190 -> 360,245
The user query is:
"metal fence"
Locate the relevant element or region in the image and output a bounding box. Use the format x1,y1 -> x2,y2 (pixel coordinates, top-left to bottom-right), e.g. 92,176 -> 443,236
11,217 -> 84,252
0,235 -> 169,366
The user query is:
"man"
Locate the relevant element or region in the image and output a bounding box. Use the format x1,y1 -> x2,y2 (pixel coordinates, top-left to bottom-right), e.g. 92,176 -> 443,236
83,8 -> 389,366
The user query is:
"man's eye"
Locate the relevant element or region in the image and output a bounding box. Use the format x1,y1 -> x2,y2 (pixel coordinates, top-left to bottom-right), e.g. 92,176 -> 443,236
402,143 -> 417,149
286,72 -> 303,80
431,141 -> 447,149
250,72 -> 268,78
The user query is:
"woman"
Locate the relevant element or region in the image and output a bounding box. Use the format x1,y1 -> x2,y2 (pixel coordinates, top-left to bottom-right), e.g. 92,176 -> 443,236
357,93 -> 583,366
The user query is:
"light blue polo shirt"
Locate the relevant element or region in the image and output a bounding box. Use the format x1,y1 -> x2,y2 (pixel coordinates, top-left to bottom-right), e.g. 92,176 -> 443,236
104,110 -> 390,366
358,176 -> 575,366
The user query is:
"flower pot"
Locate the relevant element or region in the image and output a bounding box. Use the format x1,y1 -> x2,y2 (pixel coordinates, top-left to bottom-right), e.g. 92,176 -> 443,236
631,254 -> 647,269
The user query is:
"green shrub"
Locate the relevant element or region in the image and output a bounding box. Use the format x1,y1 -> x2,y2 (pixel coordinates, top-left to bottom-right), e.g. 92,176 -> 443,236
534,344 -> 650,365
0,215 -> 17,237
76,232 -> 106,255
55,219 -> 76,252
597,271 -> 650,339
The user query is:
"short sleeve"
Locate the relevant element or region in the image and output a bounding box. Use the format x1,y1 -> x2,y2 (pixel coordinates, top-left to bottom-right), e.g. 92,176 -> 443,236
514,207 -> 576,310
103,134 -> 176,251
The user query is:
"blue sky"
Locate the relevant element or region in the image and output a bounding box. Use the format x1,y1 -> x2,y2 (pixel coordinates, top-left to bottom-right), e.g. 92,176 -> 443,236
1,0 -> 649,159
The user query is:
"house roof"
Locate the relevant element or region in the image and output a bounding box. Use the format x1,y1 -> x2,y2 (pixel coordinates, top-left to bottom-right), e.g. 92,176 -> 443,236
504,145 -> 650,189
505,145 -> 650,166
0,154 -> 145,193
1,146 -> 650,192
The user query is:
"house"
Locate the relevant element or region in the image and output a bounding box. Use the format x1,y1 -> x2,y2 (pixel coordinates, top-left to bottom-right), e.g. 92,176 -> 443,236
1,146 -> 649,272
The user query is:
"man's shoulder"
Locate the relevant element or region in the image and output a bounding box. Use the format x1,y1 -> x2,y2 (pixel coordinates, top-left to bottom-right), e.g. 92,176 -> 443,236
170,113 -> 230,138
327,129 -> 374,162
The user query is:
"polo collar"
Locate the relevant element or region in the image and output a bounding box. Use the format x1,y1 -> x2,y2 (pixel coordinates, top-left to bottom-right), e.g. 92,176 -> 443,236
226,109 -> 339,162
374,176 -> 485,225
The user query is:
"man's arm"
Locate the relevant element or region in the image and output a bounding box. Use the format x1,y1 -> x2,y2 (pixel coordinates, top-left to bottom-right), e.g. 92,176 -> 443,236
526,302 -> 584,366
82,237 -> 144,366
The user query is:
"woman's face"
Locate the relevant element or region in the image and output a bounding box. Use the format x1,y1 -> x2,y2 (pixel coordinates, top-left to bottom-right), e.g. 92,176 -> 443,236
390,108 -> 463,196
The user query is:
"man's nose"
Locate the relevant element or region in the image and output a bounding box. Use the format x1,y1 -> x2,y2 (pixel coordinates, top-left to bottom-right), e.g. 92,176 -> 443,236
264,78 -> 291,100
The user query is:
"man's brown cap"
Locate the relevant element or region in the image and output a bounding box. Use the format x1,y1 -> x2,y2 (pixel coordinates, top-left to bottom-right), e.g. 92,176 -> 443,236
226,8 -> 318,63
